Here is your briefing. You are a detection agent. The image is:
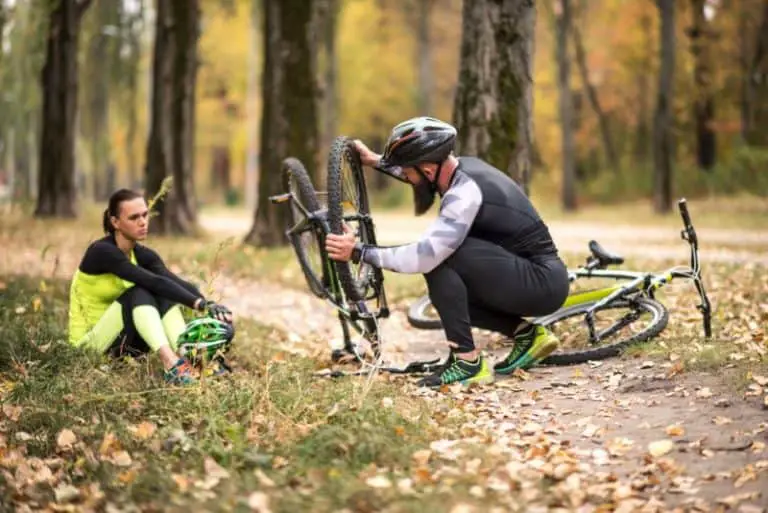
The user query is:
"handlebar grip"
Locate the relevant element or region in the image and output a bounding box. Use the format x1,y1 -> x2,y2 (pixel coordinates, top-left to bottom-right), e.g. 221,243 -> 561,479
678,198 -> 692,227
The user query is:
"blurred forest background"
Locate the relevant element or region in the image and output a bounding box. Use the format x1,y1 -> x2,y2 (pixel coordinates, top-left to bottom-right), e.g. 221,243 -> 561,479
0,0 -> 766,243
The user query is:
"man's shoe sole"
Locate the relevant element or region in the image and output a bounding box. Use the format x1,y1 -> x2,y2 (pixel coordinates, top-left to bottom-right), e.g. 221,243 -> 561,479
515,339 -> 559,370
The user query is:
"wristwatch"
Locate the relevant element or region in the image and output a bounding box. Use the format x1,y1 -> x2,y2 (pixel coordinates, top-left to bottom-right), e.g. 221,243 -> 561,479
351,242 -> 366,264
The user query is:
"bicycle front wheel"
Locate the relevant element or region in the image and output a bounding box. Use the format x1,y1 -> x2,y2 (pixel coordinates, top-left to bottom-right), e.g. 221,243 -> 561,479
326,136 -> 379,302
538,297 -> 669,365
283,158 -> 326,298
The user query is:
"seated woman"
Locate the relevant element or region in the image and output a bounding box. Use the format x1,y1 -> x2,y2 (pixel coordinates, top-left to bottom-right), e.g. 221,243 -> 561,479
67,189 -> 233,385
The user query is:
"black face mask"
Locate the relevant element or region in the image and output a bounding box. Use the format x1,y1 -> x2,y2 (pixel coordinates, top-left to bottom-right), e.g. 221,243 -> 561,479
412,178 -> 436,216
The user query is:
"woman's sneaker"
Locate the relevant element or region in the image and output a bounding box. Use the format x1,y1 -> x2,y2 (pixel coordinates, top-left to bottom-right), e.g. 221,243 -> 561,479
417,352 -> 494,388
494,324 -> 559,375
164,358 -> 196,385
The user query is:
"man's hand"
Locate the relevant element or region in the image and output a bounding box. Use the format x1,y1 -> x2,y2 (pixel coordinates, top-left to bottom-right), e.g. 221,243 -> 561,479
325,223 -> 357,262
353,139 -> 382,168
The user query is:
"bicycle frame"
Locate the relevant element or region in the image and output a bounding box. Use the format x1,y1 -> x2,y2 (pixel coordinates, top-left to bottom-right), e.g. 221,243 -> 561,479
270,189 -> 392,363
551,199 -> 712,343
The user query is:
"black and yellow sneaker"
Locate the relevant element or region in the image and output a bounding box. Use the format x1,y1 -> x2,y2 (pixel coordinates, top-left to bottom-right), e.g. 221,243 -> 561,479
417,352 -> 494,388
494,324 -> 559,375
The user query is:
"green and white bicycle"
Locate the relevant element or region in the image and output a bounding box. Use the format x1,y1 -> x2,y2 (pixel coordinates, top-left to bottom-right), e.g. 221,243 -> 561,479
406,199 -> 714,365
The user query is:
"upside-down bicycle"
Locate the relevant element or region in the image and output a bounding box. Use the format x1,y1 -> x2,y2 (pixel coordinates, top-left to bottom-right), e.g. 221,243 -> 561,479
269,136 -> 441,375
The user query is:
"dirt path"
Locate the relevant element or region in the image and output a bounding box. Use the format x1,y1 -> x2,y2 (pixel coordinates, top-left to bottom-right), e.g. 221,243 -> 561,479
200,212 -> 768,265
211,272 -> 768,510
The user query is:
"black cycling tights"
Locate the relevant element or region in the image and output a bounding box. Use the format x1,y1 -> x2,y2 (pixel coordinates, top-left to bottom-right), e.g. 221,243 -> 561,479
425,237 -> 570,353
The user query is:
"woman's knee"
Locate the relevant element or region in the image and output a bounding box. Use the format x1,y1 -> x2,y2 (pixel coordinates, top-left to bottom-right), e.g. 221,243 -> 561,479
122,286 -> 158,308
155,297 -> 177,316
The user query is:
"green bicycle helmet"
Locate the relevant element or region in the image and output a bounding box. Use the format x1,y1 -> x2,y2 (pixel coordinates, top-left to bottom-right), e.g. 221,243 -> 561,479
177,317 -> 235,364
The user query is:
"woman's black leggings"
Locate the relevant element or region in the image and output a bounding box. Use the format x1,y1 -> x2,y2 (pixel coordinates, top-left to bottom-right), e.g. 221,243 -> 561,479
424,237 -> 570,353
107,286 -> 182,358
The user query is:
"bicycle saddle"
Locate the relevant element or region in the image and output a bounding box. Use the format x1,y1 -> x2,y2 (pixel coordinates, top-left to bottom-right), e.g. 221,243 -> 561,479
588,240 -> 625,266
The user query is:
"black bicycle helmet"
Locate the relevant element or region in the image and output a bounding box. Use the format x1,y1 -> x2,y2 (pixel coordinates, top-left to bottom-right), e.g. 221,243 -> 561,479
377,117 -> 457,175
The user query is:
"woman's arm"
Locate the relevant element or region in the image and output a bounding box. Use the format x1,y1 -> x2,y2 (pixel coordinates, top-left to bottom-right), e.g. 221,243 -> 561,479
83,242 -> 204,308
135,246 -> 204,297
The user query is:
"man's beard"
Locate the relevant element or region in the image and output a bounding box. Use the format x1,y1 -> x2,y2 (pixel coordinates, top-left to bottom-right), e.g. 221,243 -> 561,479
412,179 -> 436,216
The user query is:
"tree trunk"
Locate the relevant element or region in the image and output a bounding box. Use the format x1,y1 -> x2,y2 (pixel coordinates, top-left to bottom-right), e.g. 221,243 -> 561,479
688,0 -> 716,170
739,0 -> 752,142
82,0 -> 114,200
634,10 -> 653,164
244,0 -> 319,247
417,0 -> 434,115
144,0 -> 200,235
452,0 -> 535,195
653,0 -> 675,214
35,0 -> 93,218
317,0 -> 338,180
571,22 -> 618,174
245,0 -> 261,211
555,0 -> 576,210
744,0 -> 768,146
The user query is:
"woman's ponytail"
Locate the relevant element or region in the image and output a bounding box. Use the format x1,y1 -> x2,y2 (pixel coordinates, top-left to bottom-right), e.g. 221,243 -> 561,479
103,208 -> 113,234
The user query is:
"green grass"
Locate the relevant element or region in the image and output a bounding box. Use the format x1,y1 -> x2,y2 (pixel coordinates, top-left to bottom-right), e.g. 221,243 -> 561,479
0,275 -> 482,512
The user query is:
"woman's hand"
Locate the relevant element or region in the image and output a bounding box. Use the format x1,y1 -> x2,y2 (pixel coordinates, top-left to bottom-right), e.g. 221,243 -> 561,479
207,302 -> 233,323
353,139 -> 382,168
197,299 -> 233,323
325,223 -> 357,262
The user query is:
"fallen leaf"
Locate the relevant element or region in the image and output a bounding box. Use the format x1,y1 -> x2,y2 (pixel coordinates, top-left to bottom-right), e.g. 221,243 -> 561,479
412,449 -> 432,466
2,404 -> 22,422
648,440 -> 675,457
172,474 -> 190,492
397,478 -> 413,493
54,484 -> 80,503
117,470 -> 137,484
365,475 -> 392,489
716,492 -> 761,508
99,432 -> 120,457
734,465 -> 757,488
607,437 -> 635,457
204,457 -> 230,480
128,421 -> 156,440
56,429 -> 77,449
15,431 -> 33,442
737,504 -> 765,513
255,469 -> 275,487
111,451 -> 132,467
520,422 -> 542,435
666,425 -> 685,437
247,491 -> 272,513
582,424 -> 602,438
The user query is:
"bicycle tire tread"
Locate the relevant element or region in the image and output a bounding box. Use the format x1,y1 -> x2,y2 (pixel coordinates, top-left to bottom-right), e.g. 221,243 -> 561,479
540,298 -> 669,365
283,158 -> 325,298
